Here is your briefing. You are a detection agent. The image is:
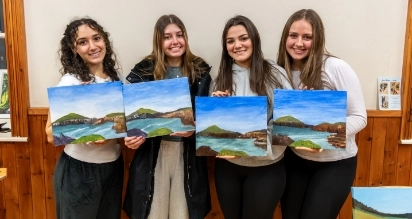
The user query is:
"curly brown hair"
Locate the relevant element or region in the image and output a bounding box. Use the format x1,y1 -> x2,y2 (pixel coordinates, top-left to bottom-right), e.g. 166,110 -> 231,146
59,17 -> 120,82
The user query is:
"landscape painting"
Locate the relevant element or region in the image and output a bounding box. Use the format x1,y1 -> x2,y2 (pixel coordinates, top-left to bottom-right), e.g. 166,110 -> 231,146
273,89 -> 347,150
0,70 -> 9,118
352,187 -> 412,219
195,96 -> 268,156
47,81 -> 127,146
123,77 -> 194,138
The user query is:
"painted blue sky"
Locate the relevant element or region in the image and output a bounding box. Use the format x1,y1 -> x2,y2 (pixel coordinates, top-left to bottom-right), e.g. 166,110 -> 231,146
352,187 -> 412,214
47,81 -> 124,121
195,96 -> 267,134
273,90 -> 346,125
123,77 -> 192,115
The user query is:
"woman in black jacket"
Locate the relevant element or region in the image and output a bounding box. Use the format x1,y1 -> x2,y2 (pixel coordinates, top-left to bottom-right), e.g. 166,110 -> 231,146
122,14 -> 212,219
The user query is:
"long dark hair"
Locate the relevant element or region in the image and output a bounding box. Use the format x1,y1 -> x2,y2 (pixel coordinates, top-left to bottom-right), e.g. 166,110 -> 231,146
215,15 -> 285,96
59,17 -> 120,82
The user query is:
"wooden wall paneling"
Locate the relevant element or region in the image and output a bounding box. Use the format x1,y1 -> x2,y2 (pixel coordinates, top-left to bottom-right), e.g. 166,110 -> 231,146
396,144 -> 412,185
338,193 -> 353,219
273,204 -> 282,218
409,146 -> 412,186
0,179 -> 4,219
368,117 -> 387,186
354,117 -> 374,186
205,157 -> 224,219
15,142 -> 32,219
29,115 -> 47,218
43,118 -> 58,219
0,144 -> 4,219
0,147 -> 5,219
382,118 -> 401,185
121,146 -> 135,219
2,143 -> 19,219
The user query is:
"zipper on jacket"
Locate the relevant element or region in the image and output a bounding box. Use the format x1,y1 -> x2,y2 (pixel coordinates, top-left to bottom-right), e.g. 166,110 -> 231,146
186,141 -> 192,197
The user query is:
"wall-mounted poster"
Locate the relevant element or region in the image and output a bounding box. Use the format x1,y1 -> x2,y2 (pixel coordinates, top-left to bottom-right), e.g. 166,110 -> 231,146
123,77 -> 194,138
377,77 -> 401,110
273,89 -> 347,150
195,96 -> 268,156
47,81 -> 126,146
352,187 -> 412,219
0,70 -> 9,118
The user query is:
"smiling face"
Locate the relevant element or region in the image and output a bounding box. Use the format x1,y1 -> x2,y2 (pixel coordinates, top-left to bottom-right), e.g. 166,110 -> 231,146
162,23 -> 186,65
226,25 -> 253,68
286,19 -> 313,70
74,24 -> 106,69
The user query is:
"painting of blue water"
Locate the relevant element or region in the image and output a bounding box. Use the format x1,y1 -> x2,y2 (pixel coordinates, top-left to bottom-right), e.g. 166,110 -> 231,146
352,187 -> 412,218
123,77 -> 194,138
47,81 -> 126,146
273,89 -> 347,150
195,96 -> 268,156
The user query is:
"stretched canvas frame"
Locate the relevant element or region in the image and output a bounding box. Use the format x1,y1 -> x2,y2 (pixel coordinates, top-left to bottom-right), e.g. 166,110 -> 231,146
47,81 -> 126,146
273,89 -> 347,150
123,77 -> 195,138
195,96 -> 268,156
352,187 -> 412,218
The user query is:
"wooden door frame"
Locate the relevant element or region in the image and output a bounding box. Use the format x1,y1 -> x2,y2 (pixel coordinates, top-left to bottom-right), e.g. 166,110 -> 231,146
400,0 -> 412,140
2,0 -> 29,137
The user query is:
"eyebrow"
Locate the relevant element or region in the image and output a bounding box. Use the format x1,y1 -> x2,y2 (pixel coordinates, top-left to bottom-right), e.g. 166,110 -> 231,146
227,33 -> 248,40
76,34 -> 101,41
163,31 -> 183,35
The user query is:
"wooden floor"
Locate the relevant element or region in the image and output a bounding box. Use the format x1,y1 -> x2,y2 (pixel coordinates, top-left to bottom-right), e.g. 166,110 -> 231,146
0,110 -> 411,219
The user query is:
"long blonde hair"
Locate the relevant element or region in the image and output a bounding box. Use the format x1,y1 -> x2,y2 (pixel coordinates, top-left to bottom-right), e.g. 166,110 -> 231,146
145,14 -> 205,83
277,9 -> 332,90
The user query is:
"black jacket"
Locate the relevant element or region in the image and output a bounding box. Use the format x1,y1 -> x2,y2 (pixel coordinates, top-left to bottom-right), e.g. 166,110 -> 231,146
123,59 -> 212,219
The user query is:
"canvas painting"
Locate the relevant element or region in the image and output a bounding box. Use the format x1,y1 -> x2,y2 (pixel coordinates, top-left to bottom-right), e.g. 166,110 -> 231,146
352,187 -> 412,219
195,96 -> 268,156
47,81 -> 126,146
0,70 -> 9,118
123,77 -> 194,138
273,89 -> 347,150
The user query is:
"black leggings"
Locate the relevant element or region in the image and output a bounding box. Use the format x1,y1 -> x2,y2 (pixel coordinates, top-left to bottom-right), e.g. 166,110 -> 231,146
281,148 -> 357,219
214,158 -> 286,219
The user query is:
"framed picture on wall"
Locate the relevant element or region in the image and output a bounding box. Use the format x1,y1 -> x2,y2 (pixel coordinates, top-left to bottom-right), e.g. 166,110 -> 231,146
0,69 -> 9,118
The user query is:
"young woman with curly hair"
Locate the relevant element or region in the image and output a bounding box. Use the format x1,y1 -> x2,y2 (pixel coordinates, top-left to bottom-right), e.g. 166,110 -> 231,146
45,17 -> 123,219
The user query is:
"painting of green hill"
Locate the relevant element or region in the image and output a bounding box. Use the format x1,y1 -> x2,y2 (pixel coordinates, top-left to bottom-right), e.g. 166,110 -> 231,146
200,125 -> 233,134
135,108 -> 157,115
275,115 -> 303,123
54,112 -> 88,123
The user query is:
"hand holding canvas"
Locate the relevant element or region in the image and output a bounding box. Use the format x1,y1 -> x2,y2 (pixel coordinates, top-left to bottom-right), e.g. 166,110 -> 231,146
170,130 -> 194,137
124,136 -> 146,150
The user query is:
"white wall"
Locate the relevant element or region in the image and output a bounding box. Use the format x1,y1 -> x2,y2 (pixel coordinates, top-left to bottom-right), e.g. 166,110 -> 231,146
24,0 -> 408,109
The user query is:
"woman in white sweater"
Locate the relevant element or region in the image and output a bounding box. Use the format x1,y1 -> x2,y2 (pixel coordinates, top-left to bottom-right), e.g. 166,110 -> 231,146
277,9 -> 367,219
